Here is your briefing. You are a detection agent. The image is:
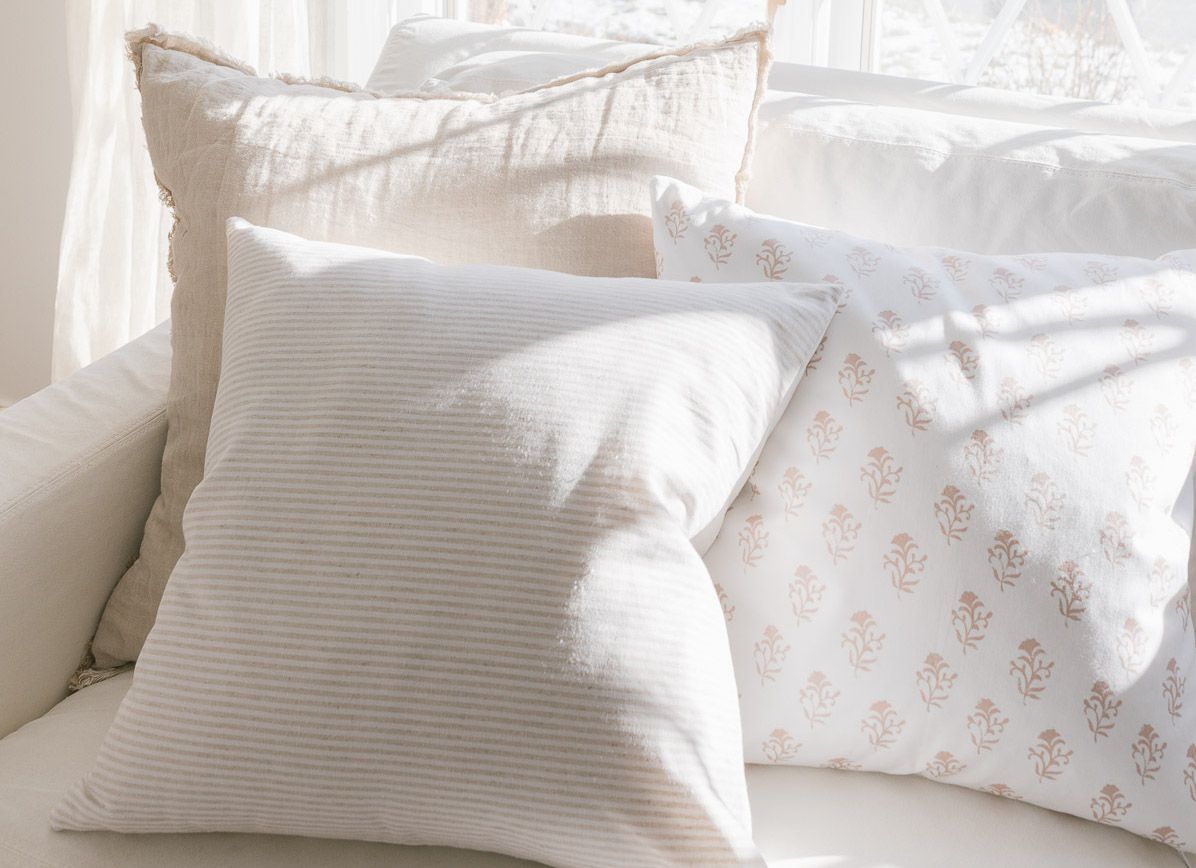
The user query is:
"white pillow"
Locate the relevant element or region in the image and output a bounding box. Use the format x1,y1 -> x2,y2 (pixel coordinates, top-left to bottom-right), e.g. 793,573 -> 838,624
53,220 -> 840,865
653,177 -> 1196,851
366,15 -> 653,94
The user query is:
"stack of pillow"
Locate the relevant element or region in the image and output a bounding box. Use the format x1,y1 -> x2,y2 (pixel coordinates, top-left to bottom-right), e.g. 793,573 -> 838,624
54,19 -> 1196,866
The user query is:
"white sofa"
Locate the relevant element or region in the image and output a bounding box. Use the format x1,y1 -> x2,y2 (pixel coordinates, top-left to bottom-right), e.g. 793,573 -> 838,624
2,35 -> 1195,866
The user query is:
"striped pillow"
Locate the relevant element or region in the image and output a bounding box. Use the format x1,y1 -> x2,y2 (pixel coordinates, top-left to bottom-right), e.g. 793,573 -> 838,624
53,221 -> 839,865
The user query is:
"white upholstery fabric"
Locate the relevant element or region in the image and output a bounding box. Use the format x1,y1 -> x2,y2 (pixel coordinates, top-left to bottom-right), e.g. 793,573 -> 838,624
0,324 -> 170,739
1,672 -> 1181,867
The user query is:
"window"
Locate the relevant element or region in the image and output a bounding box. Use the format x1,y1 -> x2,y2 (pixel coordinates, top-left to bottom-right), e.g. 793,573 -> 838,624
432,0 -> 1195,109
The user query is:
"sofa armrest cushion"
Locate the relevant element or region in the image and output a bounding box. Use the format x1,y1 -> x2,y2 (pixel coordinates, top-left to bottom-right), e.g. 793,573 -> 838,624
0,322 -> 170,738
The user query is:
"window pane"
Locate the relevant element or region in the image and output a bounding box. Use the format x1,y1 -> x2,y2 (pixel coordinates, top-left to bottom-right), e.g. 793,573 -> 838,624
458,0 -> 761,44
877,0 -> 1196,110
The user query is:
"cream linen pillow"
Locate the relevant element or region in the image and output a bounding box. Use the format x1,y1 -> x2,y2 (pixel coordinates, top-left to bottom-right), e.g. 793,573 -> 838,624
86,24 -> 772,670
53,221 -> 839,865
652,178 -> 1196,851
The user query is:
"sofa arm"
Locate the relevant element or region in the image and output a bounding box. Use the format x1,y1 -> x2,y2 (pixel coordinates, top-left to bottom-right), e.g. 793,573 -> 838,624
0,322 -> 170,738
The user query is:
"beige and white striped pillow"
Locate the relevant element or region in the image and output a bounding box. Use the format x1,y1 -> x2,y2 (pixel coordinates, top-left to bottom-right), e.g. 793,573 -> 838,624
53,221 -> 839,866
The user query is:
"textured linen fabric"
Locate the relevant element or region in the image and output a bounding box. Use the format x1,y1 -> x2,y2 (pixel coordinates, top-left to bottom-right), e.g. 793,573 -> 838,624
86,24 -> 772,670
4,672 -> 1184,868
53,221 -> 840,866
652,178 -> 1196,850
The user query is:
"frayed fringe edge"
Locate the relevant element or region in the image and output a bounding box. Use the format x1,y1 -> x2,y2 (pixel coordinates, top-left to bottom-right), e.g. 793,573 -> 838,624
67,642 -> 133,693
125,21 -> 773,104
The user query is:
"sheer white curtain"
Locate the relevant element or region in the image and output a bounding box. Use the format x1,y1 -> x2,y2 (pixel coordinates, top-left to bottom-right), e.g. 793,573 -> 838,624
53,0 -> 413,379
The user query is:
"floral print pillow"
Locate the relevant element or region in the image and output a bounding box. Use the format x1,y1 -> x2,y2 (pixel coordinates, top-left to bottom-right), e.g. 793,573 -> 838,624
652,176 -> 1196,851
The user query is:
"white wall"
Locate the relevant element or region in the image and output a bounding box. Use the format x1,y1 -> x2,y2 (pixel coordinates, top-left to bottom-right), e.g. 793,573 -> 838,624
0,2 -> 73,406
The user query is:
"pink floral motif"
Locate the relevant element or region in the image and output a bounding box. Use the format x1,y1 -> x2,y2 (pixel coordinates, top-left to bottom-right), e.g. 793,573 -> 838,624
778,466 -> 811,522
941,254 -> 970,283
967,698 -> 1009,754
1150,558 -> 1175,607
1090,784 -> 1132,825
1117,618 -> 1148,675
1100,513 -> 1133,569
1028,729 -> 1073,782
802,227 -> 833,248
964,429 -> 1003,485
1010,638 -> 1054,704
755,239 -> 792,280
1025,473 -> 1065,530
821,273 -> 852,313
754,625 -> 790,684
847,245 -> 880,278
663,200 -> 690,243
1028,333 -> 1063,379
884,532 -> 927,598
946,340 -> 979,382
1017,255 -> 1048,272
1099,364 -> 1132,412
1049,560 -> 1090,626
924,750 -> 966,778
860,447 -> 903,507
703,224 -> 737,268
1150,827 -> 1183,849
1131,724 -> 1167,784
1084,261 -> 1119,285
972,304 -> 998,338
761,728 -> 801,762
990,266 -> 1024,301
903,266 -> 940,302
1137,277 -> 1175,319
842,610 -> 885,676
838,353 -> 876,406
896,380 -> 936,434
806,410 -> 842,462
933,485 -> 973,544
951,592 -> 992,654
1164,658 -> 1186,725
998,377 -> 1033,425
806,336 -> 827,375
714,583 -> 734,622
826,757 -> 863,771
987,530 -> 1028,592
1177,590 -> 1192,633
822,504 -> 861,564
1084,681 -> 1122,742
1053,285 -> 1087,323
1056,404 -> 1094,456
981,783 -> 1022,800
654,249 -> 663,278
1185,745 -> 1196,801
872,310 -> 910,356
738,514 -> 768,568
800,671 -> 840,728
1120,318 -> 1154,365
860,700 -> 905,750
788,565 -> 825,626
1150,405 -> 1177,452
915,652 -> 957,710
1126,456 -> 1155,511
